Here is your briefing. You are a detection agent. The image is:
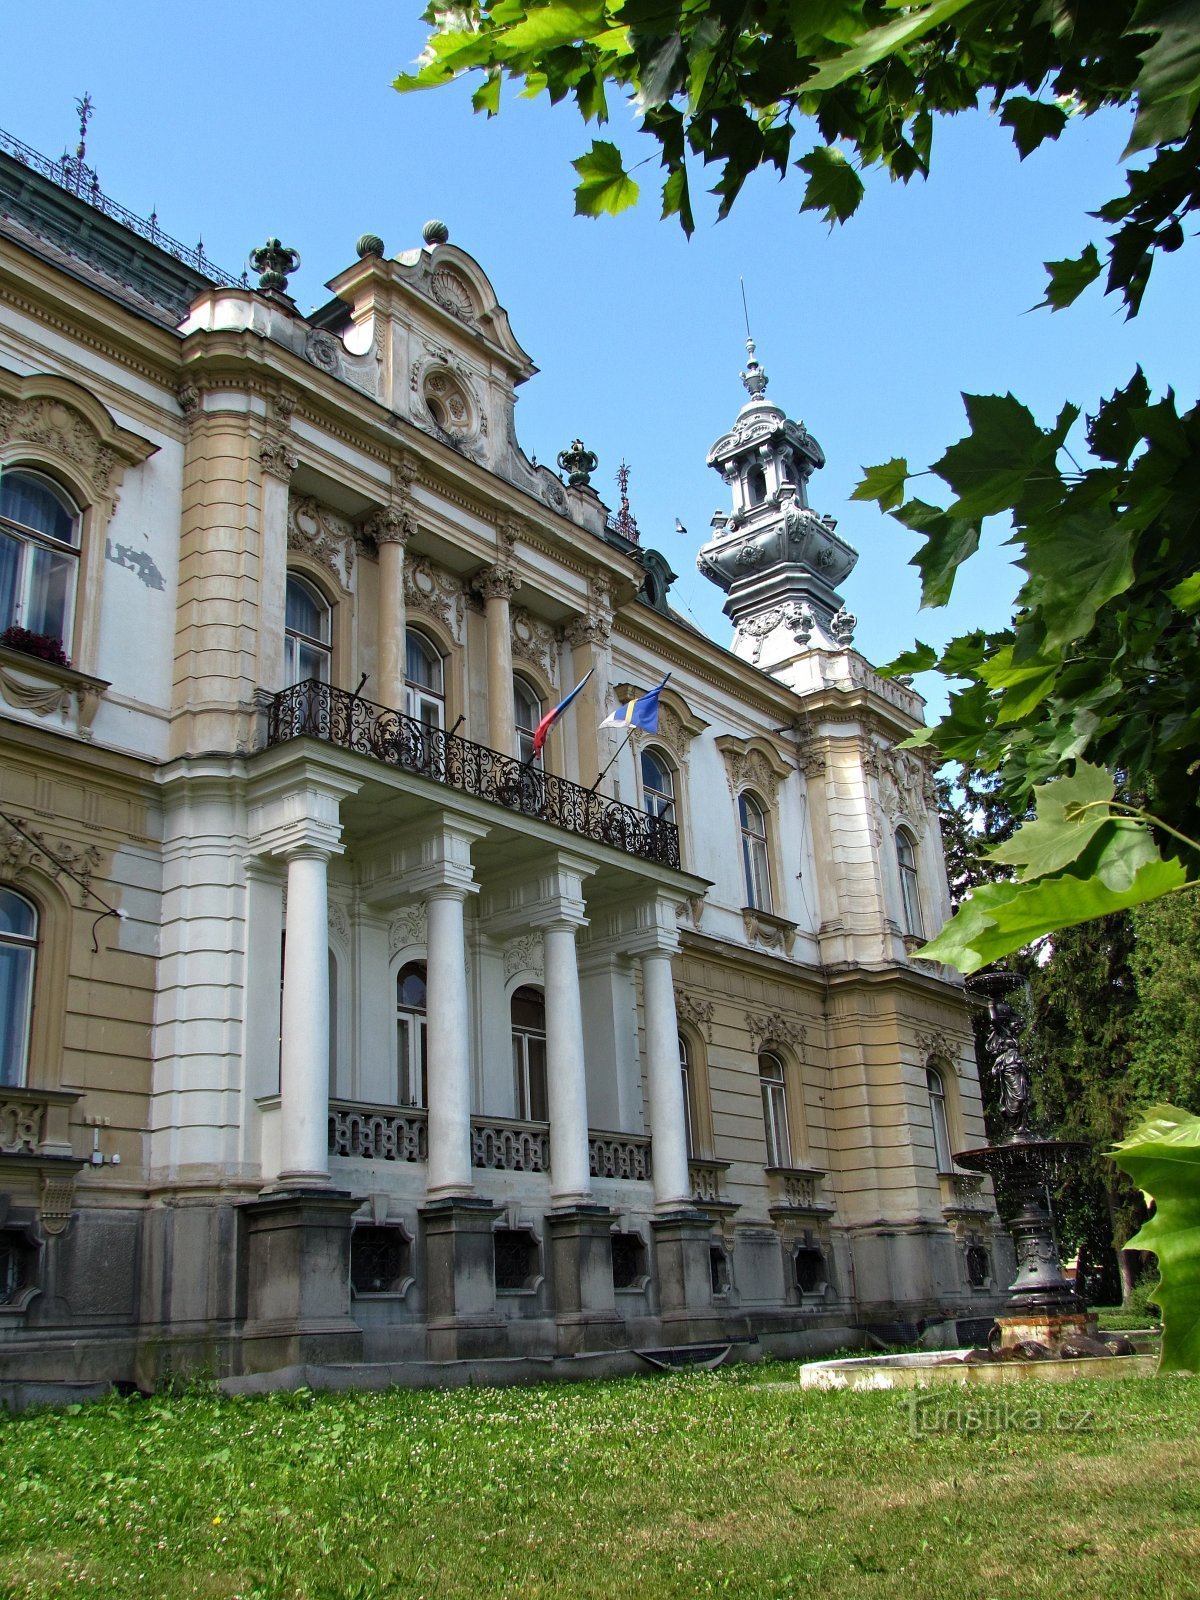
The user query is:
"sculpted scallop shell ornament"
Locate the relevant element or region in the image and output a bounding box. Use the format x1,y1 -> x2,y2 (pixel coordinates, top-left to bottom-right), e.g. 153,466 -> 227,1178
430,268 -> 475,322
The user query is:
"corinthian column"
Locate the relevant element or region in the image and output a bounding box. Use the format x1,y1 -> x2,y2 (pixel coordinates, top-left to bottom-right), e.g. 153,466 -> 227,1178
369,504 -> 413,713
475,562 -> 521,756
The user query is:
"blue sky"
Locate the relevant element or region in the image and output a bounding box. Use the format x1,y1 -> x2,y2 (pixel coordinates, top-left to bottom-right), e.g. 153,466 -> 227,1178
3,3 -> 1195,712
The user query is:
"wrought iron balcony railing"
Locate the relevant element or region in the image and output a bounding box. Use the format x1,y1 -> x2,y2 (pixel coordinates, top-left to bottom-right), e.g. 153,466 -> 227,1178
268,680 -> 682,869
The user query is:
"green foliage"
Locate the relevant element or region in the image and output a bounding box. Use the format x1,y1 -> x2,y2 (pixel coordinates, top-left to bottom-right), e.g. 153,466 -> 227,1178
399,2 -> 1200,314
572,138 -> 641,214
1112,1104 -> 1200,1373
1124,1271 -> 1164,1323
920,763 -> 1190,973
1129,893 -> 1200,1110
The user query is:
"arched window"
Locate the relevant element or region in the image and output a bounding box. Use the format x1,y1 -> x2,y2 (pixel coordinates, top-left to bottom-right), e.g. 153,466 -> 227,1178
0,888 -> 38,1089
0,469 -> 81,651
679,1033 -> 696,1160
284,574 -> 331,686
739,792 -> 773,912
896,828 -> 924,938
746,465 -> 767,507
511,986 -> 548,1121
513,677 -> 542,764
642,748 -> 675,824
759,1050 -> 791,1168
927,1065 -> 954,1173
405,630 -> 444,730
396,962 -> 428,1108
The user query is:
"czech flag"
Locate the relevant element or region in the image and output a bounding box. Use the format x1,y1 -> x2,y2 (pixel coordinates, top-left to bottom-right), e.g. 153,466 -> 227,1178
531,667 -> 594,760
599,673 -> 671,734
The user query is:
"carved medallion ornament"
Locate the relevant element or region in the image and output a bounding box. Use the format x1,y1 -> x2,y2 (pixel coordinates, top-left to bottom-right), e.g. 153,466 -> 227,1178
745,1010 -> 806,1053
404,556 -> 465,641
304,330 -> 342,376
0,396 -> 117,498
287,496 -> 356,590
510,606 -> 557,678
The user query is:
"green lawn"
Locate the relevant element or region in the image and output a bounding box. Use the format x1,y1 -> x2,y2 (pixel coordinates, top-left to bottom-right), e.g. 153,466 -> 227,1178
1,1367 -> 1197,1599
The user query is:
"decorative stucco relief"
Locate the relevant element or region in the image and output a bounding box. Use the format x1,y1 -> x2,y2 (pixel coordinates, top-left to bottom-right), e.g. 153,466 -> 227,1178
0,396 -> 117,497
510,606 -> 557,679
405,556 -> 465,641
878,745 -> 930,831
742,910 -> 798,958
714,735 -> 793,807
675,987 -> 714,1042
0,813 -> 102,903
745,1009 -> 806,1053
287,496 -> 356,591
389,904 -> 427,958
504,932 -> 544,981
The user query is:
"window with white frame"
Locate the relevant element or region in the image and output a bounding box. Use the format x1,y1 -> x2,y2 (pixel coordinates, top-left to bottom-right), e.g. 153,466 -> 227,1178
0,888 -> 37,1089
514,677 -> 541,764
896,827 -> 924,938
396,962 -> 428,1108
0,469 -> 81,652
739,792 -> 773,912
284,574 -> 331,686
642,748 -> 675,824
405,630 -> 445,730
927,1065 -> 954,1173
759,1050 -> 792,1168
511,986 -> 548,1122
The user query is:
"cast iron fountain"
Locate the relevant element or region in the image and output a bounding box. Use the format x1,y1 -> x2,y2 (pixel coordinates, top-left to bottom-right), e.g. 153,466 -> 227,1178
955,971 -> 1116,1357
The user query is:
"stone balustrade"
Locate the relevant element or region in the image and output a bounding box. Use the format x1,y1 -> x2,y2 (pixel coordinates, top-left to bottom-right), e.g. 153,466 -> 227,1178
688,1158 -> 733,1207
328,1102 -> 653,1182
589,1132 -> 652,1182
471,1117 -> 550,1173
0,1088 -> 78,1158
766,1164 -> 832,1213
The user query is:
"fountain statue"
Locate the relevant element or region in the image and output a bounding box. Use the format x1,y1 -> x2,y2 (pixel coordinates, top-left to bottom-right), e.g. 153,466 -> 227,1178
954,971 -> 1100,1354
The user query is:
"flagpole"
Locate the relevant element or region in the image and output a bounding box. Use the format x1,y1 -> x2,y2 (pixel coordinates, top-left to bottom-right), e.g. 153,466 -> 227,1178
588,728 -> 637,795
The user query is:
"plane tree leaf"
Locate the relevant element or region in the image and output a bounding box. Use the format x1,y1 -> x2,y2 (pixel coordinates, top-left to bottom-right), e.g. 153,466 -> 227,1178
1112,1104 -> 1200,1373
572,140 -> 640,216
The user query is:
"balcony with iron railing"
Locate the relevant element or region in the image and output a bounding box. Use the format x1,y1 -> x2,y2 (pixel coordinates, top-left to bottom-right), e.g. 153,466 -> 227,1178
266,679 -> 682,869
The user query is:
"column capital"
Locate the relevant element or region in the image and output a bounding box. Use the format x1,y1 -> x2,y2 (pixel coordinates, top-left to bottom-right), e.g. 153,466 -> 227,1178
474,562 -> 521,603
359,816 -> 488,908
366,502 -> 415,547
259,434 -> 299,482
564,612 -> 610,649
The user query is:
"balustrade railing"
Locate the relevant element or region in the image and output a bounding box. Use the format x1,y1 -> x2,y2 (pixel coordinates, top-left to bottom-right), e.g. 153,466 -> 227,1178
329,1102 -> 428,1163
267,680 -> 681,869
0,1088 -> 78,1158
329,1099 -> 655,1181
590,1132 -> 652,1182
688,1158 -> 732,1207
766,1165 -> 831,1212
471,1117 -> 549,1173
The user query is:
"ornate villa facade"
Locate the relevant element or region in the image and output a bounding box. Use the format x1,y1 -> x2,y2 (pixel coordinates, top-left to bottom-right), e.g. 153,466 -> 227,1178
0,130 -> 1008,1398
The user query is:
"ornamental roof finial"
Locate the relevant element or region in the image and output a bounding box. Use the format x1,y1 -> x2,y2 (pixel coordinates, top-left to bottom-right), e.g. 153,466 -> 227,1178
740,336 -> 769,400
738,278 -> 768,399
